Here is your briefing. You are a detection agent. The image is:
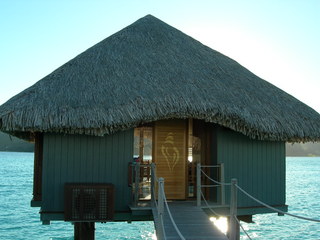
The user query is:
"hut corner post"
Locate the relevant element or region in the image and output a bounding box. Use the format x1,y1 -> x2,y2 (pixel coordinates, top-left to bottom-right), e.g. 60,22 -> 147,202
74,222 -> 95,240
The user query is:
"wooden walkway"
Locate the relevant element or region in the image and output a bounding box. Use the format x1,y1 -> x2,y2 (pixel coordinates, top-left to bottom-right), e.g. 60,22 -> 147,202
152,201 -> 228,240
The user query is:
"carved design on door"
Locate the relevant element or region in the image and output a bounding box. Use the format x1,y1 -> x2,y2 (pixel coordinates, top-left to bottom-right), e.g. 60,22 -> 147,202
161,132 -> 180,172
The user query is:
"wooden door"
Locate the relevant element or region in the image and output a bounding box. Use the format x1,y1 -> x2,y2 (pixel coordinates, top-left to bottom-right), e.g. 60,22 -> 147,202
153,119 -> 187,199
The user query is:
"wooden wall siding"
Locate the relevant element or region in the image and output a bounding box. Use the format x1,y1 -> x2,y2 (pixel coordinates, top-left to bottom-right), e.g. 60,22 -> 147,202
154,120 -> 187,199
41,129 -> 133,216
215,127 -> 285,208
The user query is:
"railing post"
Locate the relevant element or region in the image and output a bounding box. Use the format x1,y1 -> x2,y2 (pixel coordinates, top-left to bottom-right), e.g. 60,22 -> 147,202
229,178 -> 239,240
220,163 -> 225,205
134,162 -> 140,207
157,177 -> 165,239
158,178 -> 164,218
197,163 -> 201,206
151,163 -> 155,206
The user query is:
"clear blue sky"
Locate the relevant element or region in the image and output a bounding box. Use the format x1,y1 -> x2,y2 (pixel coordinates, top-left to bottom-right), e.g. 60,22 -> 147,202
1,0 -> 320,112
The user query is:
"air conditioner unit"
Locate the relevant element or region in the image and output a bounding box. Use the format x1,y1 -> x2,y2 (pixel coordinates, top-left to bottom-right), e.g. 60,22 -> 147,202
64,183 -> 114,222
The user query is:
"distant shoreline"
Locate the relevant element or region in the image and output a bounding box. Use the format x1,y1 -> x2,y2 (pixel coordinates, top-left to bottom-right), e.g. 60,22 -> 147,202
0,150 -> 318,157
0,132 -> 33,152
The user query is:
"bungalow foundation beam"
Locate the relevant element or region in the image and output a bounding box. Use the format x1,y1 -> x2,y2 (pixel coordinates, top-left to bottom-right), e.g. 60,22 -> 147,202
74,222 -> 95,240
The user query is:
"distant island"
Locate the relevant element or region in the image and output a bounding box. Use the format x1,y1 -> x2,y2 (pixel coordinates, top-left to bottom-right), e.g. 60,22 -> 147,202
0,132 -> 319,156
0,132 -> 33,152
286,142 -> 320,157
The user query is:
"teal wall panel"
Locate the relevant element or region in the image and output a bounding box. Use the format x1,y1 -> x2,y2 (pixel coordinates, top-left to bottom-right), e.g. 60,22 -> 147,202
41,129 -> 134,219
215,126 -> 285,208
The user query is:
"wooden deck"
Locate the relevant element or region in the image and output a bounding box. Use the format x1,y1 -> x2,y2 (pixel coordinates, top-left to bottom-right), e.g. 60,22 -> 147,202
152,201 -> 228,240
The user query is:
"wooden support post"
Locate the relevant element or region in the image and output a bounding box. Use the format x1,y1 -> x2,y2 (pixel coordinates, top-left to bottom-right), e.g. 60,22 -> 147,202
134,162 -> 140,206
157,177 -> 165,239
158,178 -> 164,219
220,163 -> 225,205
229,178 -> 240,240
151,163 -> 155,206
139,128 -> 144,162
196,163 -> 201,206
32,133 -> 43,203
74,222 -> 95,240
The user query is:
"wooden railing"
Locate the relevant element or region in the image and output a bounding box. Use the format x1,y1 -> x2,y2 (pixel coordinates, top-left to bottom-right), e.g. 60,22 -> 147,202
196,163 -> 226,206
129,162 -> 152,206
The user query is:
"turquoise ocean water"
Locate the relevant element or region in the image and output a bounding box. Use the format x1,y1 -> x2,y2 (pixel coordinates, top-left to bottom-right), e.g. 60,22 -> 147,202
0,152 -> 319,239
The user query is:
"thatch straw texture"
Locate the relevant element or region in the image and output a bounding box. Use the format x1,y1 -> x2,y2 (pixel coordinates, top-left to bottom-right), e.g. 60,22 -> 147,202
1,15 -> 320,142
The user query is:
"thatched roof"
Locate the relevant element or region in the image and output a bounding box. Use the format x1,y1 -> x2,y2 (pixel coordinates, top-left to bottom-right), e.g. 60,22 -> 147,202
1,15 -> 320,142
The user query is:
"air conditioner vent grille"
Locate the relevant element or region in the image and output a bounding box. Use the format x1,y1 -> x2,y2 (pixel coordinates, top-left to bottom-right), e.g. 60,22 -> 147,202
65,183 -> 114,222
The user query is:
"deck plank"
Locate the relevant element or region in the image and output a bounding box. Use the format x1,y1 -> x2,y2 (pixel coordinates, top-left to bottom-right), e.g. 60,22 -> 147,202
153,201 -> 228,240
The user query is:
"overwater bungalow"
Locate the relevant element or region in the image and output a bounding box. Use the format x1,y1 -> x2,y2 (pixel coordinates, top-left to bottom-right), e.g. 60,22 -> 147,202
1,15 -> 320,239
